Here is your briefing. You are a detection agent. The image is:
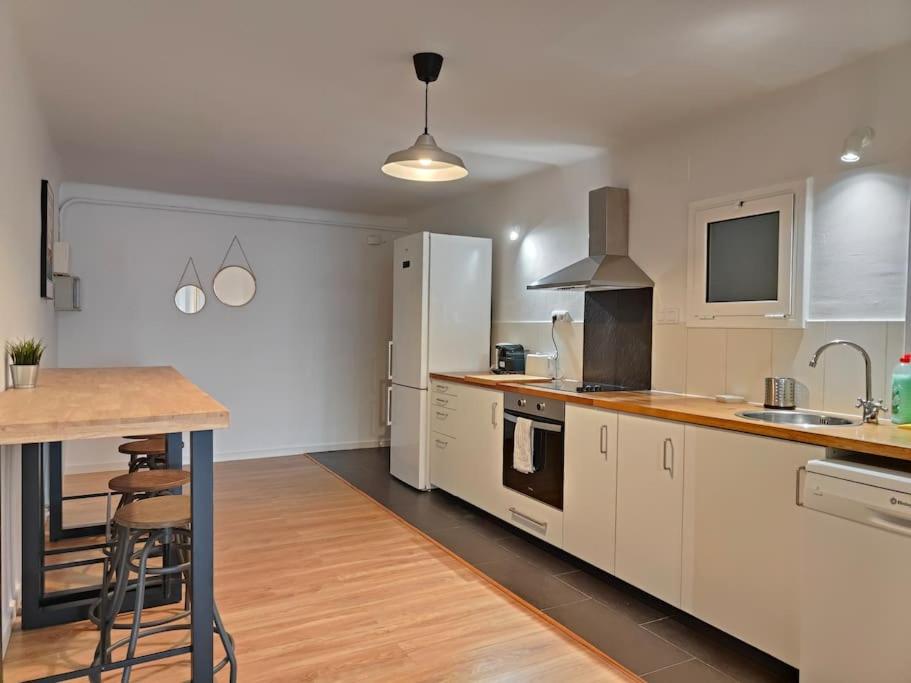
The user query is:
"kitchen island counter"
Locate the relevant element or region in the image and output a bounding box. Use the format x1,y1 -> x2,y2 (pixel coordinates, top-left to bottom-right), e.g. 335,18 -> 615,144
0,365 -> 228,682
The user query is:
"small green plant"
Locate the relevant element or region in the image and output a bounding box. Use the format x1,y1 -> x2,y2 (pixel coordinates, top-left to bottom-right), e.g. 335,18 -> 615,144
7,338 -> 46,366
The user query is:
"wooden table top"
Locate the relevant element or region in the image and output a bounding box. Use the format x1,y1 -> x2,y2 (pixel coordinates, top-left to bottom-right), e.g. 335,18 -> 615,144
0,366 -> 229,445
431,371 -> 911,462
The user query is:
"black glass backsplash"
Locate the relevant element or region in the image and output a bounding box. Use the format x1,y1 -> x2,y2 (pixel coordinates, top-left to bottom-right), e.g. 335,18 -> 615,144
582,288 -> 653,390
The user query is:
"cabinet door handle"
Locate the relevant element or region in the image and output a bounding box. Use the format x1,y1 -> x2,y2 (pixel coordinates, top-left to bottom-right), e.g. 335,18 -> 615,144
795,465 -> 806,507
387,340 -> 393,381
491,402 -> 498,427
435,439 -> 448,449
436,383 -> 449,393
662,438 -> 674,477
435,411 -> 448,420
508,507 -> 547,533
436,397 -> 450,406
599,425 -> 608,457
386,386 -> 393,426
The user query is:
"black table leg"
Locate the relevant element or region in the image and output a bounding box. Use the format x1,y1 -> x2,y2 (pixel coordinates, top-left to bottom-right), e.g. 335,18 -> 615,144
190,429 -> 214,681
48,441 -> 106,541
47,442 -> 63,541
21,440 -> 180,631
21,443 -> 44,629
165,432 -> 183,477
163,432 -> 184,601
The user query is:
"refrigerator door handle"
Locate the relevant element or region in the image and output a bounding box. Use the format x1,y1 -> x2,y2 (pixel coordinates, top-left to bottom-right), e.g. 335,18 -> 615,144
387,341 -> 394,381
386,386 -> 393,426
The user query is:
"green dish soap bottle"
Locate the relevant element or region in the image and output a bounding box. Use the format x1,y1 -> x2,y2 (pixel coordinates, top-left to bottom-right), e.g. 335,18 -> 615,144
891,354 -> 911,424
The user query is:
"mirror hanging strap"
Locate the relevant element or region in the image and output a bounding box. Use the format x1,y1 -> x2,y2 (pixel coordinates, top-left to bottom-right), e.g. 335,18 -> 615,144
218,235 -> 254,274
176,257 -> 204,290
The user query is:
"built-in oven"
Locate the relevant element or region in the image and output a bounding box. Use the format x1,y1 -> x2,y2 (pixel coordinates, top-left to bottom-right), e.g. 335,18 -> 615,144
502,392 -> 564,510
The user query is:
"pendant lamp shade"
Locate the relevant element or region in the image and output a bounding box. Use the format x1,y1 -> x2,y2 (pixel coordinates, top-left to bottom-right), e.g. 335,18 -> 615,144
382,52 -> 468,182
382,134 -> 468,182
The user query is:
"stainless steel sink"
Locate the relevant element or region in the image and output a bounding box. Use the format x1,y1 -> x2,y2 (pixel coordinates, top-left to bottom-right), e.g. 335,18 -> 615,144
735,409 -> 862,427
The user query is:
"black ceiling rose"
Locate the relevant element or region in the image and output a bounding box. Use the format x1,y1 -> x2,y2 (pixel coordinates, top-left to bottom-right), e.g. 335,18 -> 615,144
413,52 -> 443,83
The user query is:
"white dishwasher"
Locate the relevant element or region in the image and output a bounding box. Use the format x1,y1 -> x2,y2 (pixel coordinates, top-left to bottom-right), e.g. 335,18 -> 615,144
801,456 -> 911,682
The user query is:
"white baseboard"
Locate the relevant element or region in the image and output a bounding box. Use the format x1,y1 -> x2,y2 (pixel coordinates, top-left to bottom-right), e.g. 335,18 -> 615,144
2,601 -> 11,657
2,585 -> 19,657
64,439 -> 389,474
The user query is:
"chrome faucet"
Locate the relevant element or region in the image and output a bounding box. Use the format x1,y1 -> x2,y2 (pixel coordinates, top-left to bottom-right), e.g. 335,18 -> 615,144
809,339 -> 886,424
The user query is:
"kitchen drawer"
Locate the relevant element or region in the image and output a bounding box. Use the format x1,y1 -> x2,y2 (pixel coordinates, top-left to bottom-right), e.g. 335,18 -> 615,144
498,488 -> 563,548
430,431 -> 458,494
431,380 -> 459,396
430,393 -> 458,410
430,405 -> 460,437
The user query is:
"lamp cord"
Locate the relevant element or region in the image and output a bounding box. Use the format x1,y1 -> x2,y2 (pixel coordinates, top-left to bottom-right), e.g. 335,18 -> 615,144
424,82 -> 429,135
551,319 -> 561,379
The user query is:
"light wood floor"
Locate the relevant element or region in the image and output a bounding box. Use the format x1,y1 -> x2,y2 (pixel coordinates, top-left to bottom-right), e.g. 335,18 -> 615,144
5,456 -> 638,682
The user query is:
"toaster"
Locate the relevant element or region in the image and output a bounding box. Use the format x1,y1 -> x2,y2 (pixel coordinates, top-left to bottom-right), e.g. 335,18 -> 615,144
494,343 -> 526,374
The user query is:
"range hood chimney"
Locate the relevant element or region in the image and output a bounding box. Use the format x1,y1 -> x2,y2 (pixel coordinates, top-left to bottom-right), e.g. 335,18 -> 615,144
526,187 -> 653,291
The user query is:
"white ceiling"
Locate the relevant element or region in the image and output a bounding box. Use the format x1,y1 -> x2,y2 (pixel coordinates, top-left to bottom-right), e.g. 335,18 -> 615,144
10,0 -> 911,215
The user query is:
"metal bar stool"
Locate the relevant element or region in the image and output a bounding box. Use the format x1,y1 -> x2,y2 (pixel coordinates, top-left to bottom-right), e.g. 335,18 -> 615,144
118,438 -> 168,473
91,469 -> 193,629
108,468 -> 191,509
91,495 -> 236,682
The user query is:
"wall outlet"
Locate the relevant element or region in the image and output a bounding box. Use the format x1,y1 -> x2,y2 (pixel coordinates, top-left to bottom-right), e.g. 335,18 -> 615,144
551,310 -> 572,323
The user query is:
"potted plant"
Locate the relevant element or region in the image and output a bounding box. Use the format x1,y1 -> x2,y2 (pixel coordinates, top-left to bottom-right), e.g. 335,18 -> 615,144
7,338 -> 46,389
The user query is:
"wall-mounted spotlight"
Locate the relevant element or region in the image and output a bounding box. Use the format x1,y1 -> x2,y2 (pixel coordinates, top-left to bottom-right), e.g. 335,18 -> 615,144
841,126 -> 875,163
508,228 -> 520,241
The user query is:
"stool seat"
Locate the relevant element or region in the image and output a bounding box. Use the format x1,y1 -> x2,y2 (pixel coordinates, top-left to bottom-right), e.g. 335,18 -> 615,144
114,495 -> 191,530
118,438 -> 166,456
123,433 -> 165,440
108,469 -> 190,494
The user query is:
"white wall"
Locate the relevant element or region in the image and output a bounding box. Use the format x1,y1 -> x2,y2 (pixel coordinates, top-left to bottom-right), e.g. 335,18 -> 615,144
409,43 -> 911,410
0,0 -> 61,653
57,184 -> 405,472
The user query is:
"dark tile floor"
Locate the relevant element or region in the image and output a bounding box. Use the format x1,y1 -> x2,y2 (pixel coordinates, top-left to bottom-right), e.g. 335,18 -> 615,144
311,448 -> 798,683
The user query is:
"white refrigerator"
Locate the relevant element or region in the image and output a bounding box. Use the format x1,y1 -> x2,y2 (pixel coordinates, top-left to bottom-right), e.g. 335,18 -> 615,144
388,232 -> 492,489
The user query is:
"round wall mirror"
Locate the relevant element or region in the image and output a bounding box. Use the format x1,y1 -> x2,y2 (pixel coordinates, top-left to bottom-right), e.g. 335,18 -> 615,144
213,265 -> 256,307
175,284 -> 206,314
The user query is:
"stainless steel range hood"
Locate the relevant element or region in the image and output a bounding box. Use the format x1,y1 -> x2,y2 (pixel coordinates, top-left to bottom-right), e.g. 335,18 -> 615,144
527,187 -> 653,291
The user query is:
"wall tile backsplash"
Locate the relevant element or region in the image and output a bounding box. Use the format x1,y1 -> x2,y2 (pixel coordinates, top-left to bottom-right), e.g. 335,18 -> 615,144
492,321 -> 584,380
684,328 -> 727,398
493,319 -> 905,416
661,321 -> 906,413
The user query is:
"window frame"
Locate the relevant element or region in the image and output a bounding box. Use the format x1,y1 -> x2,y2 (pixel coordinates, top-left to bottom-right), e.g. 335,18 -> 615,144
687,181 -> 808,328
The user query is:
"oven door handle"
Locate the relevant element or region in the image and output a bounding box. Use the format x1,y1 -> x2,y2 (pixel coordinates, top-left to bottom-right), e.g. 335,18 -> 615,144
503,413 -> 562,433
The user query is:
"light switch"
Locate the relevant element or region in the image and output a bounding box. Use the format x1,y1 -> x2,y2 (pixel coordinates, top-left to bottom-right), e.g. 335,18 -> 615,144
656,308 -> 680,325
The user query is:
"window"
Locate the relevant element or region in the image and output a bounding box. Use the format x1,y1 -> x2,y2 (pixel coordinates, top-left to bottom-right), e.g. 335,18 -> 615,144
687,183 -> 807,327
706,212 -> 780,303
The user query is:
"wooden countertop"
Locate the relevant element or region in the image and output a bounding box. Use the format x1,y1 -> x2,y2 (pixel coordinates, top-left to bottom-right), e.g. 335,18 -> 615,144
430,371 -> 911,462
0,366 -> 229,445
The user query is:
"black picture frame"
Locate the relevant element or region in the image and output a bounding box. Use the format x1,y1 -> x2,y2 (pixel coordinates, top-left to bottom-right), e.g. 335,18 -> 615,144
40,179 -> 55,299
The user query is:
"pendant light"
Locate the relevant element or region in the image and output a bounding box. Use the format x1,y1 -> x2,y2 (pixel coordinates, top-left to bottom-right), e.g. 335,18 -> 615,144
382,52 -> 468,182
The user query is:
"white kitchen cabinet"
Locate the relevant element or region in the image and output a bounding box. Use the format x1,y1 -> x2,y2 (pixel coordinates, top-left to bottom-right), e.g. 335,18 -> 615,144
430,383 -> 502,512
615,413 -> 685,606
430,404 -> 460,438
498,487 -> 564,547
429,431 -> 457,492
429,385 -> 459,492
458,384 -> 503,512
563,404 -> 619,572
681,425 -> 821,666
